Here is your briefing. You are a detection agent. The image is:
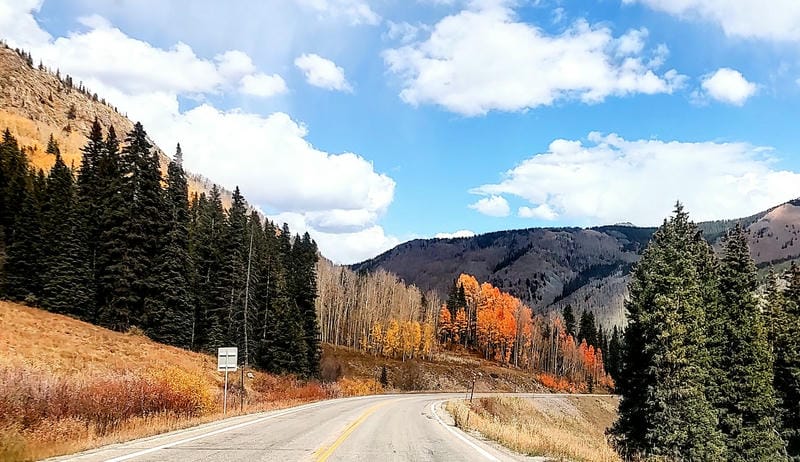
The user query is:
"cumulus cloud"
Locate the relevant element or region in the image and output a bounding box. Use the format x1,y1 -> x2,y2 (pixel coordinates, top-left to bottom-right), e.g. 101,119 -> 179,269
2,1 -> 396,264
0,0 -> 50,49
519,204 -> 557,220
698,68 -> 757,106
271,212 -> 399,264
240,73 -> 288,97
294,53 -> 353,92
623,0 -> 800,42
434,230 -> 476,239
294,0 -> 381,25
469,195 -> 511,217
383,2 -> 685,115
472,132 -> 800,225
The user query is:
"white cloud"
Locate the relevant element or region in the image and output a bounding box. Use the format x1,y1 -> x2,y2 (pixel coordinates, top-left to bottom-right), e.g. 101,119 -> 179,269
469,195 -> 511,217
271,212 -> 399,264
472,132 -> 800,225
383,2 -> 685,116
519,204 -> 557,220
434,230 -> 476,239
294,0 -> 381,25
624,0 -> 800,42
386,21 -> 427,44
1,1 -> 395,264
699,68 -> 757,106
240,73 -> 288,97
0,0 -> 50,49
294,53 -> 353,92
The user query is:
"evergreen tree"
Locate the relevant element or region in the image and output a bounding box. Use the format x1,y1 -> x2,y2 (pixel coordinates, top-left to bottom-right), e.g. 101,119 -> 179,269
126,123 -> 165,327
606,325 -> 622,382
40,153 -> 92,317
291,231 -> 321,376
191,186 -> 229,351
775,263 -> 800,459
611,203 -> 724,460
562,304 -> 576,338
221,187 -> 248,352
578,310 -> 597,347
1,130 -> 28,247
3,169 -> 44,302
711,224 -> 784,460
145,145 -> 193,347
95,125 -> 137,330
76,119 -> 104,304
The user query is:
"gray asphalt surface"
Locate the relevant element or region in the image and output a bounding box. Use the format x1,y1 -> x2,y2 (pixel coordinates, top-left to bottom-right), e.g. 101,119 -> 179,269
50,393 -> 537,462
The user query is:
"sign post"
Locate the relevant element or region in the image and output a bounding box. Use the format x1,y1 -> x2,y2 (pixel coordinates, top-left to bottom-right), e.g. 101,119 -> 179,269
217,347 -> 238,415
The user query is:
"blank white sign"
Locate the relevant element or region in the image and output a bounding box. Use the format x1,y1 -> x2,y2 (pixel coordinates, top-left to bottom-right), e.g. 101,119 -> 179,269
217,347 -> 238,372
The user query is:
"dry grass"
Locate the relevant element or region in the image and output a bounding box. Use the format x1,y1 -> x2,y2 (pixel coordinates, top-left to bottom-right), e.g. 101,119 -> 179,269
446,396 -> 621,462
0,301 -> 379,461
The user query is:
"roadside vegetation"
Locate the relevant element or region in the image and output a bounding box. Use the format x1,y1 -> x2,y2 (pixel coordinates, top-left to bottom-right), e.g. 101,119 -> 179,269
0,301 -> 379,461
446,396 -> 620,462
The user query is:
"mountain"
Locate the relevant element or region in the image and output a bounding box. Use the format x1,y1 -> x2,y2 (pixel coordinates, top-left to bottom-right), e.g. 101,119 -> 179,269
353,201 -> 800,329
0,44 -> 230,204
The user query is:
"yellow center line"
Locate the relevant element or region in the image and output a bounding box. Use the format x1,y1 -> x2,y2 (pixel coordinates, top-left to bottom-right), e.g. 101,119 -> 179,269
311,399 -> 395,462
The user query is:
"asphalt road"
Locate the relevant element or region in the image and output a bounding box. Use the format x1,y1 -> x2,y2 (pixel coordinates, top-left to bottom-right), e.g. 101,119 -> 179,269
51,393 -> 538,462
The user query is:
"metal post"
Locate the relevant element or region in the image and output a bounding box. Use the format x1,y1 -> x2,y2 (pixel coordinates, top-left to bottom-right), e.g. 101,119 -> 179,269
223,369 -> 229,415
240,366 -> 245,412
470,379 -> 476,403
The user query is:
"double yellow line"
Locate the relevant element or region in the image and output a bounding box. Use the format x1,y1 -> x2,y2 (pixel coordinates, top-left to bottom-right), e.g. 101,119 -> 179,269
312,400 -> 394,462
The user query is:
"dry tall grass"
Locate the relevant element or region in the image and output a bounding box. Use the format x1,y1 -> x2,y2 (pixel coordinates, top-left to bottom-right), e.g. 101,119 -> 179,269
446,396 -> 621,462
0,301 -> 378,461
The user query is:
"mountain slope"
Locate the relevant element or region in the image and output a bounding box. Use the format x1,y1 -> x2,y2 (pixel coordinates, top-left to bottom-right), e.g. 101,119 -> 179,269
354,201 -> 800,329
0,44 -> 230,204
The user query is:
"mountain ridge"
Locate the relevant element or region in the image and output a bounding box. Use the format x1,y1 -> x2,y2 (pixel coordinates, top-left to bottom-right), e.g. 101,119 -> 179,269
353,200 -> 800,329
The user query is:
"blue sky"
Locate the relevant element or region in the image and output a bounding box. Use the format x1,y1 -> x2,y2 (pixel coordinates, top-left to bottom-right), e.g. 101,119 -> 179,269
3,0 -> 800,263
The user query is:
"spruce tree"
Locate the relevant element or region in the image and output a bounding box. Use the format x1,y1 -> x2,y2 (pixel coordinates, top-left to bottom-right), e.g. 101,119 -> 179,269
578,310 -> 597,346
76,119 -> 104,303
40,153 -> 92,317
611,203 -> 724,460
562,304 -> 576,338
606,325 -> 622,382
190,186 -> 228,351
1,130 -> 28,247
145,145 -> 193,347
221,187 -> 248,352
775,263 -> 800,459
3,169 -> 43,302
291,231 -> 320,377
712,224 -> 784,460
95,126 -> 137,330
123,122 -> 165,328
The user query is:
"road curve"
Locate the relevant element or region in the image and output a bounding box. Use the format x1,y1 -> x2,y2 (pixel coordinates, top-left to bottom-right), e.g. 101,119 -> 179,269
50,393 -> 544,462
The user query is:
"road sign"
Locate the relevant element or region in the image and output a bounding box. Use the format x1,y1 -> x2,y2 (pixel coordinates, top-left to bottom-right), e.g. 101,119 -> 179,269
217,347 -> 238,372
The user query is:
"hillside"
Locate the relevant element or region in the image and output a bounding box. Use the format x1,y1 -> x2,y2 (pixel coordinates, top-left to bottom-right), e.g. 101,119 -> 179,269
0,45 -> 230,204
354,201 -> 800,329
0,300 -> 340,461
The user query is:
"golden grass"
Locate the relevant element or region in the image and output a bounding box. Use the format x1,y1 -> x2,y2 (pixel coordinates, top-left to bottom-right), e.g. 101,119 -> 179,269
446,396 -> 621,462
0,301 -> 379,461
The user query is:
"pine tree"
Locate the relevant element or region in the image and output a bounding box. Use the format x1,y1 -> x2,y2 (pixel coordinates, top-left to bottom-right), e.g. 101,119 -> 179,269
40,152 -> 92,317
711,224 -> 784,460
611,203 -> 724,460
1,130 -> 29,247
145,145 -> 193,347
562,304 -> 576,338
221,187 -> 248,352
775,263 -> 800,459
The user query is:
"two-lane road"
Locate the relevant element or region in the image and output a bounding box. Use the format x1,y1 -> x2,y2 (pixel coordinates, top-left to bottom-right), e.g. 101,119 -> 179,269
52,393 -> 533,462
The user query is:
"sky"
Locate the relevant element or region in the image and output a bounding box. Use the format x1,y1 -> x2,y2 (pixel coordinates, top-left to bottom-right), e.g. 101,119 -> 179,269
3,0 -> 800,264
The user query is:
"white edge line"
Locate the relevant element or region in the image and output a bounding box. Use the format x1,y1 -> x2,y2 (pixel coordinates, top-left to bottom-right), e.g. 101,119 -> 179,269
99,396 -> 376,462
431,400 -> 500,462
